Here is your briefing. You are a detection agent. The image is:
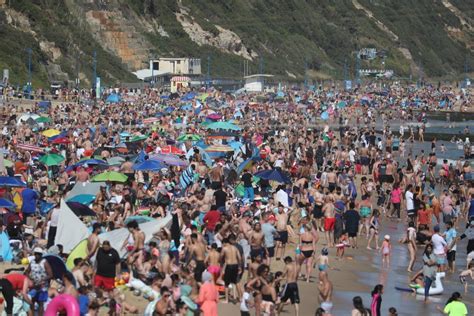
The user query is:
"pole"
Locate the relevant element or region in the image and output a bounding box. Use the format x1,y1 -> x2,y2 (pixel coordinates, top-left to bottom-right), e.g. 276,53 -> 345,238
343,58 -> 347,81
75,54 -> 80,89
355,54 -> 360,85
207,55 -> 211,87
27,48 -> 32,88
304,59 -> 308,88
92,50 -> 97,90
259,57 -> 263,74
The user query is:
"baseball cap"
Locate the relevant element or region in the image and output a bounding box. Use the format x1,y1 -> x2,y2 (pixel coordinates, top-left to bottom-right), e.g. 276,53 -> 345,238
33,247 -> 44,254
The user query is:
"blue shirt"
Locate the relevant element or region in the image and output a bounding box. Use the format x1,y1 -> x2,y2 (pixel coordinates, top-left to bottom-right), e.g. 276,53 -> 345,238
21,189 -> 38,214
445,228 -> 457,251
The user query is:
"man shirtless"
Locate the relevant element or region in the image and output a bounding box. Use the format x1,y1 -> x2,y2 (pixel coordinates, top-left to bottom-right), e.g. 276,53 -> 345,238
76,167 -> 89,182
188,233 -> 207,283
275,206 -> 289,260
318,270 -> 333,314
123,220 -> 145,279
86,223 -> 101,263
250,222 -> 266,261
221,237 -> 242,303
323,198 -> 336,247
327,168 -> 337,193
278,256 -> 300,316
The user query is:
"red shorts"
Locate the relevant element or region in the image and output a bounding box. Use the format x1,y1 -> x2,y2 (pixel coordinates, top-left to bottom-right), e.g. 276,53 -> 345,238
94,274 -> 115,291
324,217 -> 336,231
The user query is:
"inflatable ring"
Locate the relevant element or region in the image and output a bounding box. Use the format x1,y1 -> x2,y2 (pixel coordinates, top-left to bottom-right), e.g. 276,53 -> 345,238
45,294 -> 80,316
415,272 -> 445,296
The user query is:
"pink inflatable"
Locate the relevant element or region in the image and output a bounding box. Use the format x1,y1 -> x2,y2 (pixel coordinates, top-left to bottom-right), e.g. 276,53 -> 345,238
45,294 -> 80,316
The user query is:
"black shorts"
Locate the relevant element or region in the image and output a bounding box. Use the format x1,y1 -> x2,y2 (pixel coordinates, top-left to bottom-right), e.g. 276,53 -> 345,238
447,250 -> 456,262
224,264 -> 239,286
313,204 -> 324,219
250,247 -> 265,260
194,260 -> 206,282
360,156 -> 370,166
276,231 -> 289,244
328,183 -> 336,192
348,231 -> 357,238
266,246 -> 275,258
281,282 -> 300,304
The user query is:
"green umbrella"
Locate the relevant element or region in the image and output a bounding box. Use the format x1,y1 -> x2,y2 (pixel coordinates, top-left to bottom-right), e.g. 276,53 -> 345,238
35,116 -> 52,123
129,135 -> 149,142
92,171 -> 128,182
3,159 -> 13,168
39,153 -> 65,166
205,121 -> 242,131
177,134 -> 201,141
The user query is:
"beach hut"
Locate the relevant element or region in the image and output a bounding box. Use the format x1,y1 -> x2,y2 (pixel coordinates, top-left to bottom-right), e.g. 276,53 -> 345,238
170,76 -> 191,93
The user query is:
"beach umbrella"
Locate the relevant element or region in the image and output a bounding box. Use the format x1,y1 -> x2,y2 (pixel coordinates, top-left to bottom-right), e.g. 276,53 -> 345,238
228,141 -> 243,151
77,158 -> 108,166
0,198 -> 16,209
67,194 -> 96,205
177,134 -> 201,142
151,154 -> 188,167
66,201 -> 97,217
143,117 -> 160,124
130,135 -> 149,142
161,145 -> 185,155
42,129 -> 61,138
254,169 -> 291,184
205,144 -> 234,152
51,137 -> 71,145
35,116 -> 52,123
133,159 -> 165,172
0,176 -> 26,188
39,153 -> 65,166
107,156 -> 125,166
44,255 -> 69,281
205,121 -> 241,131
17,113 -> 40,125
320,111 -> 329,120
92,171 -> 128,183
207,113 -> 222,120
124,215 -> 153,225
3,159 -> 13,168
106,93 -> 120,103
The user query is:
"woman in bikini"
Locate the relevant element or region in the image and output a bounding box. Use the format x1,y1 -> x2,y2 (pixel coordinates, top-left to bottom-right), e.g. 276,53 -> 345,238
299,223 -> 315,283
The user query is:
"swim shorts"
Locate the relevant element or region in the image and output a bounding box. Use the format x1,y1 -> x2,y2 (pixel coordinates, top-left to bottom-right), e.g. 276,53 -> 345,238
324,217 -> 336,231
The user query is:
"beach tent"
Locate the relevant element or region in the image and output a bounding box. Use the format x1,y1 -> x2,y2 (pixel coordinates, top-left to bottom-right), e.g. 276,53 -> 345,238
54,200 -> 90,253
65,181 -> 104,200
0,230 -> 13,262
66,239 -> 88,270
99,214 -> 172,257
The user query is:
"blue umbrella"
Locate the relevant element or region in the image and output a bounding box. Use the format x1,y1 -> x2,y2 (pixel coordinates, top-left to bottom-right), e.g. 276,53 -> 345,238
76,159 -> 108,166
254,169 -> 291,184
0,198 -> 16,209
67,194 -> 96,205
0,176 -> 26,187
320,111 -> 329,120
106,93 -> 120,103
133,159 -> 165,171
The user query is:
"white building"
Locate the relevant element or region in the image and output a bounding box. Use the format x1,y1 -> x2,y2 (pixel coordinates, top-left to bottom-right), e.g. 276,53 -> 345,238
150,58 -> 201,76
243,74 -> 274,92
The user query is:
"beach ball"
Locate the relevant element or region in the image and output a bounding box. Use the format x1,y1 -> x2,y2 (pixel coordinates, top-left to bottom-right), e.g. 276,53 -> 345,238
21,258 -> 29,265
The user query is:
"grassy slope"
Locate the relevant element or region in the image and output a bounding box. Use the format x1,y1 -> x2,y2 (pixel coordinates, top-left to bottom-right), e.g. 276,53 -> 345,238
0,0 -> 472,86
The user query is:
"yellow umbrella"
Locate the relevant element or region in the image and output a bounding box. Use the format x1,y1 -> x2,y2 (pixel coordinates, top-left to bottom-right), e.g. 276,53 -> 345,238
42,129 -> 61,138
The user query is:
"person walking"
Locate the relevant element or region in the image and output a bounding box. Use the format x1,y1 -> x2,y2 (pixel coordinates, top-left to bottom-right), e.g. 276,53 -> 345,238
422,244 -> 438,302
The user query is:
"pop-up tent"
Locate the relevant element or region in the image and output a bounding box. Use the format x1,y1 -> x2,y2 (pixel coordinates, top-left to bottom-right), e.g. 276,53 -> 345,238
106,93 -> 121,103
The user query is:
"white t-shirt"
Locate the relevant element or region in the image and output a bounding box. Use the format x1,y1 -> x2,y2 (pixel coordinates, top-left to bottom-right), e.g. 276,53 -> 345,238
50,207 -> 60,227
240,291 -> 251,312
431,233 -> 447,255
405,191 -> 414,210
349,149 -> 356,163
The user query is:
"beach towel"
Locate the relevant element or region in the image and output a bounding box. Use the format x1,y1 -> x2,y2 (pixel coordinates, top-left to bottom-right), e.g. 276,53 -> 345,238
0,231 -> 13,262
180,165 -> 195,190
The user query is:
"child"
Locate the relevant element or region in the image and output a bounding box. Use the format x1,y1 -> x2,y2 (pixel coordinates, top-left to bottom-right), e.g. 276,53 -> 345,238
376,185 -> 387,214
240,283 -> 253,316
316,248 -> 330,270
335,232 -> 349,259
459,263 -> 474,293
440,144 -> 446,153
380,235 -> 391,268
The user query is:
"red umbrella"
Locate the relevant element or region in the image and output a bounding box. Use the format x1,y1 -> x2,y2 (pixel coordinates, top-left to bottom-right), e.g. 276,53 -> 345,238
51,137 -> 71,145
160,145 -> 185,155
